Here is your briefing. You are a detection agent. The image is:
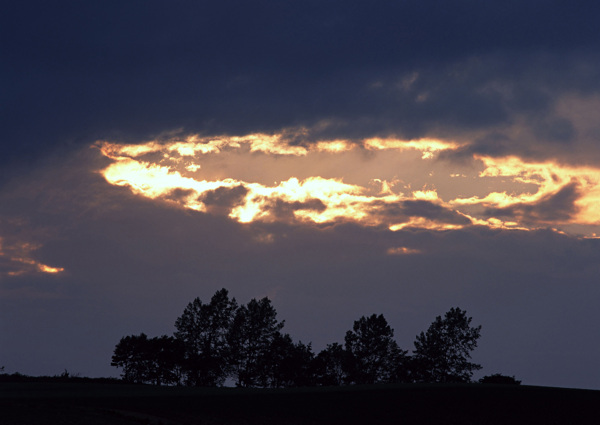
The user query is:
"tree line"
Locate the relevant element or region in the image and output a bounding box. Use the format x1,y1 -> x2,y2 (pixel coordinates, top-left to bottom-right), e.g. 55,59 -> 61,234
111,289 -> 483,387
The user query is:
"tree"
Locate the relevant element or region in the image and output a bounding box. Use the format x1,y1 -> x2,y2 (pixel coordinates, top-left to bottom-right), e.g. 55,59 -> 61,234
313,342 -> 349,386
149,335 -> 186,386
344,314 -> 407,384
111,333 -> 152,384
228,297 -> 285,387
479,373 -> 521,385
174,288 -> 238,386
111,333 -> 184,385
412,307 -> 482,383
267,333 -> 315,387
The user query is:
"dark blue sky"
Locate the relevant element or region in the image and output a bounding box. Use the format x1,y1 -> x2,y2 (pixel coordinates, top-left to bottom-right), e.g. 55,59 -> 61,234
4,1 -> 600,166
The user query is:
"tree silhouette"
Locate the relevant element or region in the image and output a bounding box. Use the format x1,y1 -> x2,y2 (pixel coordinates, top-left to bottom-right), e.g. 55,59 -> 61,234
267,333 -> 315,387
112,289 -> 487,388
151,335 -> 186,385
112,333 -> 148,383
111,334 -> 184,385
412,307 -> 482,383
228,297 -> 285,387
344,314 -> 408,384
479,373 -> 521,385
313,342 -> 349,386
174,288 -> 238,386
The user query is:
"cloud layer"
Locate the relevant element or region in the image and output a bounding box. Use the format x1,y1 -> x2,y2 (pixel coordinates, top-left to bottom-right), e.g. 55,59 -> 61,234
4,1 -> 600,171
96,135 -> 600,236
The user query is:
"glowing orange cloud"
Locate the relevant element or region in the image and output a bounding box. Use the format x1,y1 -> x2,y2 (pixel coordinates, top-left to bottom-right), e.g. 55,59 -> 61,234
95,131 -> 600,237
96,135 -> 467,230
0,238 -> 65,278
364,137 -> 463,159
97,133 -> 462,159
452,155 -> 600,229
387,247 -> 422,255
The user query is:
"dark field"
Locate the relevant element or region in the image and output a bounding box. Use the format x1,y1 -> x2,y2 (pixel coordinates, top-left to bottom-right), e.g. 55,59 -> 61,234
2,380 -> 599,424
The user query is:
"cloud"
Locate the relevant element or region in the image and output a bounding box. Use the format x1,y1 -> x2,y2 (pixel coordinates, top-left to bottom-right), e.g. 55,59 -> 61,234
162,188 -> 196,203
532,116 -> 576,144
484,180 -> 581,224
438,133 -> 513,162
198,185 -> 249,215
0,235 -> 64,280
94,135 -> 600,237
4,1 -> 600,175
266,198 -> 328,222
387,246 -> 422,256
401,200 -> 473,226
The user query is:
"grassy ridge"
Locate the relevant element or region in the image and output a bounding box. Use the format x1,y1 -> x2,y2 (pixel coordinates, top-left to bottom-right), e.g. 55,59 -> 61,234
2,381 -> 599,424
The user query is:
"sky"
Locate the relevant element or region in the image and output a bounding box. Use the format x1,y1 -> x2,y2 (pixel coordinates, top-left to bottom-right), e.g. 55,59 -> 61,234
2,0 -> 600,389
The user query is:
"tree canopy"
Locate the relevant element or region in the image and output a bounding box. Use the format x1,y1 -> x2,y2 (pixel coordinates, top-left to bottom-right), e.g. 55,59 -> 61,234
173,289 -> 237,386
412,307 -> 482,383
112,290 -> 495,387
228,297 -> 286,387
344,314 -> 407,384
111,334 -> 184,385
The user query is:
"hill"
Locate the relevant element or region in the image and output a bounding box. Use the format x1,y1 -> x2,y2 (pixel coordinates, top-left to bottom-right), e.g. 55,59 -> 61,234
1,380 -> 599,424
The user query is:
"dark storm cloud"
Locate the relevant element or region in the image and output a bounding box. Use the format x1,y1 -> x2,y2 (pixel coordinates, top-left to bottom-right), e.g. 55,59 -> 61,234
198,185 -> 248,211
162,188 -> 196,203
4,0 -> 600,177
484,180 -> 581,223
532,116 -> 577,144
438,133 -> 513,162
266,198 -> 328,221
401,200 -> 472,225
372,199 -> 472,226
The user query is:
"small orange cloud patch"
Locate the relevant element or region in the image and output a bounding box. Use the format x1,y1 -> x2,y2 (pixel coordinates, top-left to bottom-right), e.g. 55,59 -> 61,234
387,247 -> 422,255
0,239 -> 64,278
